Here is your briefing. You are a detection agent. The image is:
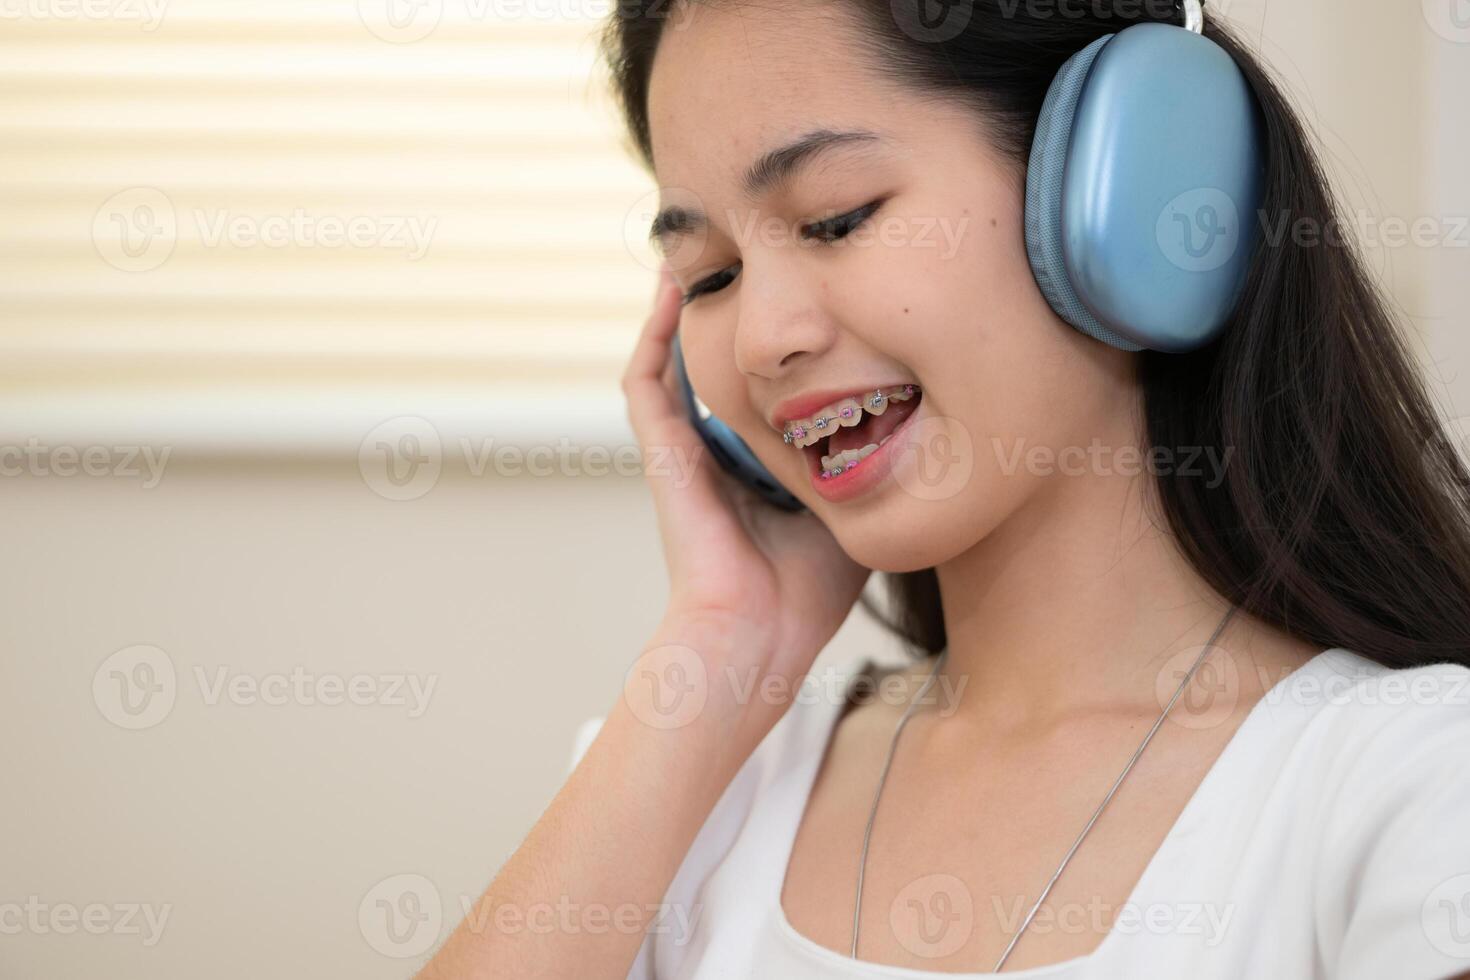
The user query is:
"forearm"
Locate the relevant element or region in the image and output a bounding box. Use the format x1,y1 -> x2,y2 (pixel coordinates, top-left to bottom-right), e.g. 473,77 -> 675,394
416,628 -> 771,979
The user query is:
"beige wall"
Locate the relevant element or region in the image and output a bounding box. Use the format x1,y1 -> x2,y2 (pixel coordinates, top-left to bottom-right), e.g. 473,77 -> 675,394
2,3 -> 1465,978
0,455 -> 901,977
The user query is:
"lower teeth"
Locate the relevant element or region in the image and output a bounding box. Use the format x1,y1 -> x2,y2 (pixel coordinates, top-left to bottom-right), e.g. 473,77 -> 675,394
821,441 -> 880,478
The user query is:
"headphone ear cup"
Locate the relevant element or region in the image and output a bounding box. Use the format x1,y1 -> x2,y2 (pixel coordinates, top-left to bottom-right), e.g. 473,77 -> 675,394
1024,35 -> 1139,352
1025,24 -> 1266,353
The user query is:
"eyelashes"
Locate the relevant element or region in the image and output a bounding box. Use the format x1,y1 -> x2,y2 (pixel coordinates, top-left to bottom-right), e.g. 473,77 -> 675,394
681,264 -> 738,306
801,198 -> 884,243
679,199 -> 887,305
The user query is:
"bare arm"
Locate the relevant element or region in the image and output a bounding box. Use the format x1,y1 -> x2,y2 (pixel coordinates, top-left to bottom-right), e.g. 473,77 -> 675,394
415,615 -> 772,980
415,266 -> 868,978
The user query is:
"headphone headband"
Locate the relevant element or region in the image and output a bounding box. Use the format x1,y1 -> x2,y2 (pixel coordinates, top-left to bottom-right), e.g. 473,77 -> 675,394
1180,0 -> 1203,34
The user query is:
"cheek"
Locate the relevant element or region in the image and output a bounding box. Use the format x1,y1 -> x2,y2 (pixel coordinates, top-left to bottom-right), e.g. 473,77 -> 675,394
679,310 -> 732,397
681,319 -> 779,458
861,198 -> 1101,479
883,206 -> 1063,421
681,324 -> 739,410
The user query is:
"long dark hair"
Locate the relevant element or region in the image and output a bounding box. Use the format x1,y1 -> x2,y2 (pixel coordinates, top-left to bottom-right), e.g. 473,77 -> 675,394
598,0 -> 1470,670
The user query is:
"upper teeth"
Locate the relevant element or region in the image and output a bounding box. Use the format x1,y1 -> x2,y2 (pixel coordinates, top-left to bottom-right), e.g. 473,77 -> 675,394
781,385 -> 918,449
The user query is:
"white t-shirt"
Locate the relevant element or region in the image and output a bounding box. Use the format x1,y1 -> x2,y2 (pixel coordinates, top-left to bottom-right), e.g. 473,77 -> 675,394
568,647 -> 1470,979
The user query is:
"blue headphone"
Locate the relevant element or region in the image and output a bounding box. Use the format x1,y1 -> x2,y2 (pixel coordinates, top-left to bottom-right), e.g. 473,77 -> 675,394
674,0 -> 1265,511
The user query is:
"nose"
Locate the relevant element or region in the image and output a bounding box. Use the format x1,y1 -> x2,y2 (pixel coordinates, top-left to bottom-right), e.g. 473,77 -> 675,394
731,255 -> 837,379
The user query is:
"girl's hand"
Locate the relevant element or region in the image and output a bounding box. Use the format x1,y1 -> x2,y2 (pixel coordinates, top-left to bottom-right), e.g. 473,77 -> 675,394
621,264 -> 871,725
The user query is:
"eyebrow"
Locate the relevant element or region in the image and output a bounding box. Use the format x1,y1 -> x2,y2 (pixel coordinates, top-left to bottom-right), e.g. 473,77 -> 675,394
647,128 -> 885,251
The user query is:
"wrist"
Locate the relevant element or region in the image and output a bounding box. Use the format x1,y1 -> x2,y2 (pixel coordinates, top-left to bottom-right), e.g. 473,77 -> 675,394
622,613 -> 786,766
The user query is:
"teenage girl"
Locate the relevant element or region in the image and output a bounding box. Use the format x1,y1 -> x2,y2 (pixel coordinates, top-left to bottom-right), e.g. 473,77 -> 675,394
418,1 -> 1470,976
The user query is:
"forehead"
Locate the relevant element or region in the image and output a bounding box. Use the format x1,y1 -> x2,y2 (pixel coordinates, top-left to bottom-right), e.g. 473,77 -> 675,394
645,0 -> 898,193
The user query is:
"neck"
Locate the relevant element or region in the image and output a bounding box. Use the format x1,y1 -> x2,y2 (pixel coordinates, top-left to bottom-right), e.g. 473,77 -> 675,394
931,459 -> 1276,728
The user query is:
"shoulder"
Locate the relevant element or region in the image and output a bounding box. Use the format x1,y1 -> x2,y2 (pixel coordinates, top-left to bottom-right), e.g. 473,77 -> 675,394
1267,648 -> 1470,810
1274,649 -> 1470,976
704,653 -> 938,780
739,652 -> 928,785
1289,647 -> 1470,750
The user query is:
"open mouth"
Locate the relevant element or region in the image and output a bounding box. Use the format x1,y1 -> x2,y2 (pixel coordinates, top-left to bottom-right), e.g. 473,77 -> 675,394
785,385 -> 923,479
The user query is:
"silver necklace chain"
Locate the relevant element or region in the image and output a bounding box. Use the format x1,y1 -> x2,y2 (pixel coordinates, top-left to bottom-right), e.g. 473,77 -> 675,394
849,604 -> 1239,969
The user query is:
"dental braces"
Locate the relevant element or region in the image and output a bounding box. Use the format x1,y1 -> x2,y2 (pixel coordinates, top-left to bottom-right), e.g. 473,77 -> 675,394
782,384 -> 917,445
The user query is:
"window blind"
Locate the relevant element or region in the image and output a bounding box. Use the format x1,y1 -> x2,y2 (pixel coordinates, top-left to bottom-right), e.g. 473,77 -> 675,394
0,1 -> 656,452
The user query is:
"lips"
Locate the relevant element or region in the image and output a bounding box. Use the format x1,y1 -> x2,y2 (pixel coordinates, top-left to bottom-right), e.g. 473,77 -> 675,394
801,388 -> 926,500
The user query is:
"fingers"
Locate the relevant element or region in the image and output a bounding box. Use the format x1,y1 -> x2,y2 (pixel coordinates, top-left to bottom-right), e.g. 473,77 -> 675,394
621,263 -> 685,447
621,263 -> 724,518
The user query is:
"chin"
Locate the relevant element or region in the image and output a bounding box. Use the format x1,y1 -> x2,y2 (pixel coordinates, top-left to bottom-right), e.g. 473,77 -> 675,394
820,495 -> 989,574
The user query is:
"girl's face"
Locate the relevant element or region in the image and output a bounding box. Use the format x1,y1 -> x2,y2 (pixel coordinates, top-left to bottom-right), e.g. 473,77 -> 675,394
647,0 -> 1138,573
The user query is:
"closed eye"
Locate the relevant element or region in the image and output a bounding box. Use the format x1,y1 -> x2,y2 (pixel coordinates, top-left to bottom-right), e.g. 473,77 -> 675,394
681,263 -> 740,306
800,199 -> 885,243
679,199 -> 887,305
